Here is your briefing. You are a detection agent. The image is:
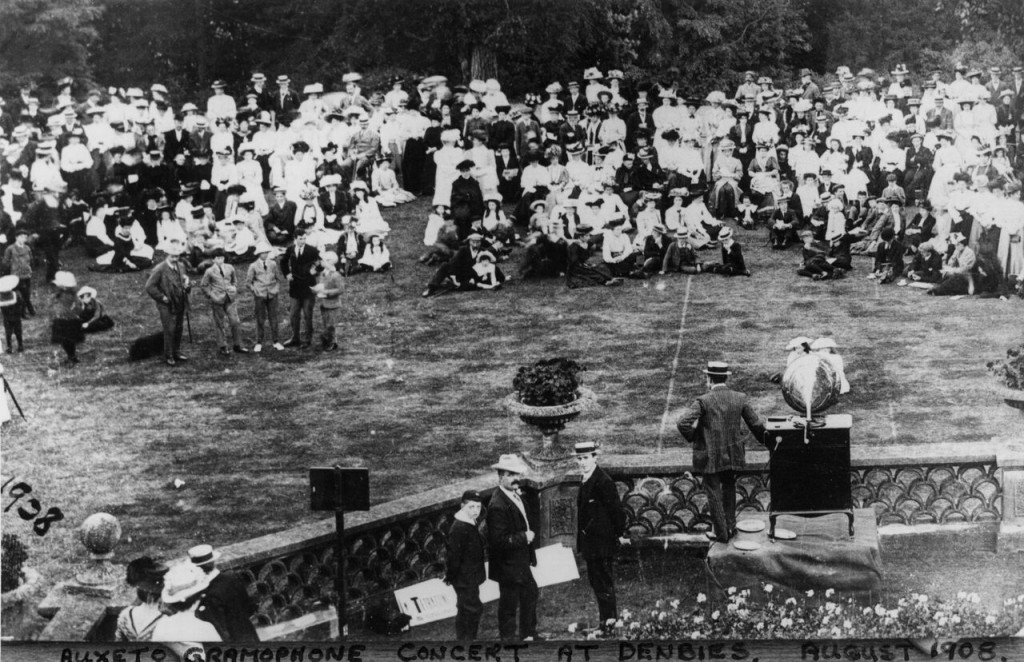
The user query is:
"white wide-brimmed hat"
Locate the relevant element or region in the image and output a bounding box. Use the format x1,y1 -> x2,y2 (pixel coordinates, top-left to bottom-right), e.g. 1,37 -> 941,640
161,563 -> 214,604
53,271 -> 77,290
491,454 -> 530,474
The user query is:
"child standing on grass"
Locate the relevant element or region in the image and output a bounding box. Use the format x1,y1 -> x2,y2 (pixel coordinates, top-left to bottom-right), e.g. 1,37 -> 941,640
0,275 -> 24,353
2,229 -> 34,317
314,252 -> 344,351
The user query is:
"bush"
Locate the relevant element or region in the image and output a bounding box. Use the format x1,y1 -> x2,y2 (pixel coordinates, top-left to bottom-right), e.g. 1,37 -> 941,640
1,534 -> 29,593
512,358 -> 586,407
987,344 -> 1024,391
569,585 -> 1024,640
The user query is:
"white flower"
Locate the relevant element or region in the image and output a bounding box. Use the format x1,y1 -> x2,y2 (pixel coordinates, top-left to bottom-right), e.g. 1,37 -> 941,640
1005,598 -> 1016,607
844,620 -> 853,630
781,617 -> 794,628
567,623 -> 578,633
741,589 -> 751,597
755,622 -> 764,631
806,590 -> 815,597
696,592 -> 707,603
621,610 -> 631,620
863,607 -> 873,616
630,621 -> 641,630
917,594 -> 929,604
825,601 -> 837,612
736,596 -> 747,606
763,584 -> 774,594
957,591 -> 967,600
738,609 -> 749,618
825,588 -> 835,598
670,599 -> 680,610
938,616 -> 948,627
985,615 -> 997,625
658,611 -> 667,621
711,610 -> 720,621
615,619 -> 624,628
727,587 -> 737,595
655,599 -> 663,608
887,609 -> 899,619
727,603 -> 738,612
586,631 -> 599,640
831,626 -> 842,637
786,597 -> 797,605
650,610 -> 658,617
951,615 -> 961,624
690,631 -> 702,639
970,594 -> 981,604
693,615 -> 705,625
874,604 -> 886,617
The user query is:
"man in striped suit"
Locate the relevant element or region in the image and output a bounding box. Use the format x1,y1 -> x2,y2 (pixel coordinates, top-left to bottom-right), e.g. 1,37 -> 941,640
676,361 -> 766,543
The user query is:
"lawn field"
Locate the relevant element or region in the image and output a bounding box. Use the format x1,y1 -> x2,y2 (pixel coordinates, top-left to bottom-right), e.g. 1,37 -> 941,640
1,198 -> 1021,585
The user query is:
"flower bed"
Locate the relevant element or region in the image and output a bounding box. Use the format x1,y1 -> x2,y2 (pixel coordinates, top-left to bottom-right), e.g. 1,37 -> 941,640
569,585 -> 1024,640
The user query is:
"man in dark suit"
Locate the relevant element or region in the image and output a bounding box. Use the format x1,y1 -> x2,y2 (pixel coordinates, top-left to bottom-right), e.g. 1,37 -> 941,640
144,238 -> 191,366
560,81 -> 588,116
421,232 -> 485,296
444,490 -> 487,640
574,441 -> 627,637
263,187 -> 297,245
486,454 -> 540,642
272,75 -> 301,124
189,544 -> 259,641
676,361 -> 766,542
279,229 -> 319,348
164,114 -> 190,162
625,98 -> 654,153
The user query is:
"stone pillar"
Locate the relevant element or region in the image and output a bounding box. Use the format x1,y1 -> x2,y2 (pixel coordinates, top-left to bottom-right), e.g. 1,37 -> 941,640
538,473 -> 581,551
37,513 -> 135,641
997,449 -> 1024,553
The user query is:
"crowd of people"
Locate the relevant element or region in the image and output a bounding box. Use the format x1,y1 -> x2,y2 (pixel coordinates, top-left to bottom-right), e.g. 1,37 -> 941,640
1,61 -> 1023,362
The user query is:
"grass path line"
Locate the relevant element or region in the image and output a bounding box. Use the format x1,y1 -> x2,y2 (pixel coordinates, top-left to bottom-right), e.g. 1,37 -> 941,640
657,276 -> 694,453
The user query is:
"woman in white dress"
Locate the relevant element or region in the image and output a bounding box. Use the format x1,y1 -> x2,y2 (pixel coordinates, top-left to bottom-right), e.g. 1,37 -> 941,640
358,234 -> 392,272
351,182 -> 390,239
236,144 -> 269,216
466,129 -> 499,198
927,132 -> 963,208
432,129 -> 463,207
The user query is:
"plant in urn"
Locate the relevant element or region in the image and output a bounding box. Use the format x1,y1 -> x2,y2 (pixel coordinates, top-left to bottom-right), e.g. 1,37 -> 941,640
987,343 -> 1024,416
504,358 -> 597,461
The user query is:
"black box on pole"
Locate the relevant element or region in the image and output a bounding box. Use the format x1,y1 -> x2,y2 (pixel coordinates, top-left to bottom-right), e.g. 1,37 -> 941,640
310,467 -> 370,512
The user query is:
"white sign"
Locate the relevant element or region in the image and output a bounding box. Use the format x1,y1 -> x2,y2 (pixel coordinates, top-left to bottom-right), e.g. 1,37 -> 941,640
394,544 -> 580,627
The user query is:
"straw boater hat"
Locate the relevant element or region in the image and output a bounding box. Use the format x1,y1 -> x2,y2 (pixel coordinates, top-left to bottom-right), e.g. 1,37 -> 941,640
0,275 -> 19,308
187,544 -> 221,567
161,563 -> 214,605
717,227 -> 734,241
574,441 -> 599,455
785,336 -> 813,351
810,337 -> 838,351
703,361 -> 732,376
492,454 -> 530,474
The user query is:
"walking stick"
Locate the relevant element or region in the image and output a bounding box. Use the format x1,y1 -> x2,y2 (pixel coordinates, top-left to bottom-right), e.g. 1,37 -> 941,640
2,376 -> 27,421
185,305 -> 194,344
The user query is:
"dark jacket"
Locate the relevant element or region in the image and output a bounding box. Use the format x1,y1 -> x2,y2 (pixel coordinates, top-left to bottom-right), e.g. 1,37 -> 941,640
486,488 -> 537,584
197,571 -> 259,642
676,385 -> 766,474
577,466 -> 626,558
445,517 -> 487,587
145,258 -> 190,312
280,243 -> 320,298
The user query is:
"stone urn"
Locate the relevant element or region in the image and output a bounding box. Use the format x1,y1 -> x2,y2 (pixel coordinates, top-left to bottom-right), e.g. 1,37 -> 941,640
504,387 -> 598,462
74,513 -> 122,589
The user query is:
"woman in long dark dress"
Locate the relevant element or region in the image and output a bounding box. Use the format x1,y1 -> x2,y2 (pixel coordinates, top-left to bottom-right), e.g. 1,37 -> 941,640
419,112 -> 443,197
565,228 -> 621,288
401,110 -> 429,195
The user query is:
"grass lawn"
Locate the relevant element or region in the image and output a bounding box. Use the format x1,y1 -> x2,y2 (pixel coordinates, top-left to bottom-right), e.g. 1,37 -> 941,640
1,197 -> 1021,589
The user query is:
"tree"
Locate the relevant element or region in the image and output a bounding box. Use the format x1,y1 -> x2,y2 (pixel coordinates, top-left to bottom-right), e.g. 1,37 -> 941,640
660,0 -> 811,93
0,0 -> 102,91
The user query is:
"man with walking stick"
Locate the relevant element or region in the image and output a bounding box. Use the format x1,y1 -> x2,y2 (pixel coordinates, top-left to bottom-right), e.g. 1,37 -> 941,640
145,237 -> 192,367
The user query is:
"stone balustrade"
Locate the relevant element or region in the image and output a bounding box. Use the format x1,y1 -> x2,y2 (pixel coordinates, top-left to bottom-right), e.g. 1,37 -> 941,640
34,441 -> 1023,641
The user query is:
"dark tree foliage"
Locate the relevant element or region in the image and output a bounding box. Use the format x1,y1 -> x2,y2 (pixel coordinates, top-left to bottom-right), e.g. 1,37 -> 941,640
0,0 -> 102,90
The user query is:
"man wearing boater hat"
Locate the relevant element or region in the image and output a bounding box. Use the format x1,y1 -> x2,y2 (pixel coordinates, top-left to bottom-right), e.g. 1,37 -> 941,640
486,454 -> 541,641
188,543 -> 259,641
574,440 -> 627,637
145,237 -> 191,366
676,361 -> 766,543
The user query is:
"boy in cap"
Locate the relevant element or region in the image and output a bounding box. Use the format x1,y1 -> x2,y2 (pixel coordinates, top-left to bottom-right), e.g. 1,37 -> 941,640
487,454 -> 541,641
2,229 -> 35,316
574,441 -> 627,636
445,489 -> 487,640
676,362 -> 766,542
313,251 -> 344,351
200,248 -> 248,357
246,243 -> 284,352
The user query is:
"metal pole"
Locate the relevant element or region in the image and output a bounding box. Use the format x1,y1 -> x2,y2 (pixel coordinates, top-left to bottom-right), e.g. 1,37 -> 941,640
335,508 -> 347,640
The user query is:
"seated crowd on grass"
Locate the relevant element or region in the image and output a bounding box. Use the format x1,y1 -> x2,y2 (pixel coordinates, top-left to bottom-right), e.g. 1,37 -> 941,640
1,62 -> 1023,358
